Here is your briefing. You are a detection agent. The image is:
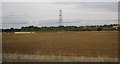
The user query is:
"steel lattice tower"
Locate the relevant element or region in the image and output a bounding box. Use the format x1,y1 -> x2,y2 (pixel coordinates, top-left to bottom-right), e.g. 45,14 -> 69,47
59,9 -> 63,26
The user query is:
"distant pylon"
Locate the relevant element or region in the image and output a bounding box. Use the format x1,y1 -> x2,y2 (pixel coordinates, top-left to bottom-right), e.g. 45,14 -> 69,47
59,9 -> 63,26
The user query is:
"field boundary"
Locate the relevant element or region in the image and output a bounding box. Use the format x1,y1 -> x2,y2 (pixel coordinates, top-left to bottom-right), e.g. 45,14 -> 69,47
3,53 -> 118,62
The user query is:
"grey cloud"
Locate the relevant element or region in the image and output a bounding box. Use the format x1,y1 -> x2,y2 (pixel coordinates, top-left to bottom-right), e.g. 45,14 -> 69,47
2,0 -> 120,2
2,2 -> 118,28
79,2 -> 118,12
2,14 -> 29,28
53,2 -> 118,13
2,14 -> 29,24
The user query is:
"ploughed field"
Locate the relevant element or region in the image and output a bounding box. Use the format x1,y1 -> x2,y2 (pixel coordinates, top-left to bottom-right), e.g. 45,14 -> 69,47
2,31 -> 118,58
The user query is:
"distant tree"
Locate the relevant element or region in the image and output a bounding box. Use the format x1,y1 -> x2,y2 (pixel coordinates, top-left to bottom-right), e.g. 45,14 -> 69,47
97,27 -> 102,31
10,27 -> 14,32
2,24 -> 119,32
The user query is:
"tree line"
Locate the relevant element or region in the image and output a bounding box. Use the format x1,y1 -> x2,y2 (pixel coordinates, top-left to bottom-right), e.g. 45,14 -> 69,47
2,24 -> 120,32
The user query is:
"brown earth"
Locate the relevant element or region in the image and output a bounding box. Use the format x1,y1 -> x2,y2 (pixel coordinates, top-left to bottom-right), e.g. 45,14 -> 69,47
2,31 -> 118,57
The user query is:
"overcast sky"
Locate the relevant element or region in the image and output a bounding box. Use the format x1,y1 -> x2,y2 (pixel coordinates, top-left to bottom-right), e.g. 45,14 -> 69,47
2,2 -> 118,28
1,0 -> 119,2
